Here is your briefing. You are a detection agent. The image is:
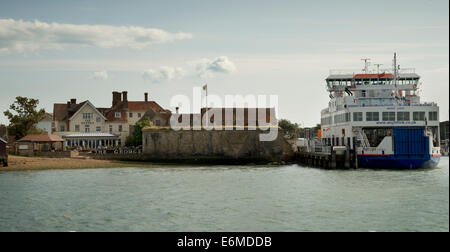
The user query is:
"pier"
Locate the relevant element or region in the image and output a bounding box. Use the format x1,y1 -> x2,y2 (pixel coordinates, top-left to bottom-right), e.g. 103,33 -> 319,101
295,148 -> 358,169
294,137 -> 359,169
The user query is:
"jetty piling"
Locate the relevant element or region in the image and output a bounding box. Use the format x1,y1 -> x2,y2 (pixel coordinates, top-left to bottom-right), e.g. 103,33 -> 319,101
295,137 -> 358,169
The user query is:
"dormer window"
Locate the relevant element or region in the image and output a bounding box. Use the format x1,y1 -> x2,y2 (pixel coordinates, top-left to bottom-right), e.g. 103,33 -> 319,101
115,112 -> 121,118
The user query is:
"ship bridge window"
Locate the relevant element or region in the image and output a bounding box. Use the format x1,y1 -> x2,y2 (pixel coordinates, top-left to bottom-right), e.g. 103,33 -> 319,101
397,112 -> 410,121
334,113 -> 351,124
429,111 -> 438,121
382,112 -> 396,121
366,112 -> 379,121
321,116 -> 332,125
353,112 -> 363,121
413,112 -> 426,121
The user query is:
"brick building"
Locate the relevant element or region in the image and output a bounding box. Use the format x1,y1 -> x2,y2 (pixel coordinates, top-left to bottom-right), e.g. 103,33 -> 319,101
52,91 -> 170,148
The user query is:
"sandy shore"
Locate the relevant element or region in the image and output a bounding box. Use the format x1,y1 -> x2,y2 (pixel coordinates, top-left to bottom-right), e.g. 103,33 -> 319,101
0,155 -> 148,171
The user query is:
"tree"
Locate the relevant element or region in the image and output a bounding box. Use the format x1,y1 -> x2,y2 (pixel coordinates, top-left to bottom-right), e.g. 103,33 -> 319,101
3,97 -> 46,140
125,117 -> 153,147
278,119 -> 304,138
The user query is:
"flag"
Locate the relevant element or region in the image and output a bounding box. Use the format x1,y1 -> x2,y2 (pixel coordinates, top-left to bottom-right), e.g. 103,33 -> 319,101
202,84 -> 207,91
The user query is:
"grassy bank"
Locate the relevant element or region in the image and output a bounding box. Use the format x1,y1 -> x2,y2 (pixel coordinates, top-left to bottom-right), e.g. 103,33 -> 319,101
0,155 -> 152,172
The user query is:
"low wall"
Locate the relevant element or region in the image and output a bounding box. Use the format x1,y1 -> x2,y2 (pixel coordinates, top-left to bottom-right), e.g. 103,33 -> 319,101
15,151 -> 75,158
142,129 -> 294,162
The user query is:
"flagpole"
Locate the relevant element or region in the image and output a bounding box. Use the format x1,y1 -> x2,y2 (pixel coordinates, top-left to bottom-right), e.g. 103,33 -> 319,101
203,83 -> 208,127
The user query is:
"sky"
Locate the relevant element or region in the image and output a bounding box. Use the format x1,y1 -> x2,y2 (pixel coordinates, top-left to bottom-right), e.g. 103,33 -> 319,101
0,0 -> 448,127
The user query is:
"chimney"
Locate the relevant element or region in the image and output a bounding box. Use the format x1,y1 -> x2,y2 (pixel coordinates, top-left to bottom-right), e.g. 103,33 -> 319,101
122,91 -> 128,108
70,99 -> 76,105
67,101 -> 71,108
112,91 -> 121,107
176,107 -> 179,114
144,92 -> 148,102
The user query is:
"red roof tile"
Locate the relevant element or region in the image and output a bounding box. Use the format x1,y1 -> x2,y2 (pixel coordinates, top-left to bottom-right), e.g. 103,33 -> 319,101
18,134 -> 64,142
53,101 -> 87,121
128,101 -> 164,112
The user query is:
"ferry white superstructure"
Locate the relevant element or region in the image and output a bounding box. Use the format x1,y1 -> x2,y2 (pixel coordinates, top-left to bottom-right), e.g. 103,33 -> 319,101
320,54 -> 441,168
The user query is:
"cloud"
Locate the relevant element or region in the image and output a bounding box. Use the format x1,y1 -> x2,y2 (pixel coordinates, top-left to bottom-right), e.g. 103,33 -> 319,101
0,18 -> 193,53
195,56 -> 236,78
142,66 -> 186,83
142,56 -> 236,82
93,71 -> 108,80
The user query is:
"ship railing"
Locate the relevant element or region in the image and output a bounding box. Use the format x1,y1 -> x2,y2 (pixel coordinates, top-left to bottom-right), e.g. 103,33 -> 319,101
347,103 -> 437,108
329,68 -> 415,76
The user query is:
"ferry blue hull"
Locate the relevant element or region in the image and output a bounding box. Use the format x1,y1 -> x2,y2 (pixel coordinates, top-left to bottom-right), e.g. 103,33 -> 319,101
357,155 -> 440,169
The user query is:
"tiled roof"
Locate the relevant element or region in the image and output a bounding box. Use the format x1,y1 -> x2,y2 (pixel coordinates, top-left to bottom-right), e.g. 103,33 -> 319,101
18,134 -> 64,142
200,107 -> 277,124
53,101 -> 87,121
174,108 -> 277,126
138,108 -> 172,126
128,101 -> 165,112
53,95 -> 169,123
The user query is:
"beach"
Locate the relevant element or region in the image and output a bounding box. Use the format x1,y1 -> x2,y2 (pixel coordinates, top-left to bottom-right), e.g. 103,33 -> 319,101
0,155 -> 144,171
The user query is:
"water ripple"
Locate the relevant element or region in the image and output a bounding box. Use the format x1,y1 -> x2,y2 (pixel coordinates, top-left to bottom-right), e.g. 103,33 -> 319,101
0,157 -> 448,232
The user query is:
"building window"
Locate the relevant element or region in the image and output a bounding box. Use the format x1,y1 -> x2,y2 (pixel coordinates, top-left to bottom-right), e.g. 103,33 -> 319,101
155,120 -> 161,126
115,112 -> 121,118
118,125 -> 123,132
366,112 -> 379,121
397,112 -> 410,121
138,113 -> 142,118
109,125 -> 113,133
353,112 -> 363,121
96,117 -> 101,122
382,112 -> 396,121
60,125 -> 65,132
129,113 -> 133,118
75,125 -> 80,132
83,113 -> 93,119
85,125 -> 90,133
413,112 -> 426,121
96,126 -> 101,132
429,111 -> 438,121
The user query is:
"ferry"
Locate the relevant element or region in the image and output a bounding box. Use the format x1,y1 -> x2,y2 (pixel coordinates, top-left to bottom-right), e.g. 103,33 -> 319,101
320,54 -> 441,169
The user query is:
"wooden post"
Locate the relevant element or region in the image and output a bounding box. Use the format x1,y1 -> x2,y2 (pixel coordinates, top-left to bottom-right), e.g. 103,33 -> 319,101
353,137 -> 358,169
345,137 -> 350,169
331,149 -> 337,169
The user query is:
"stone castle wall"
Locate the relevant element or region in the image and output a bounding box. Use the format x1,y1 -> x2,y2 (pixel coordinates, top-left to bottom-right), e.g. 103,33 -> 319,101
142,129 -> 294,162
